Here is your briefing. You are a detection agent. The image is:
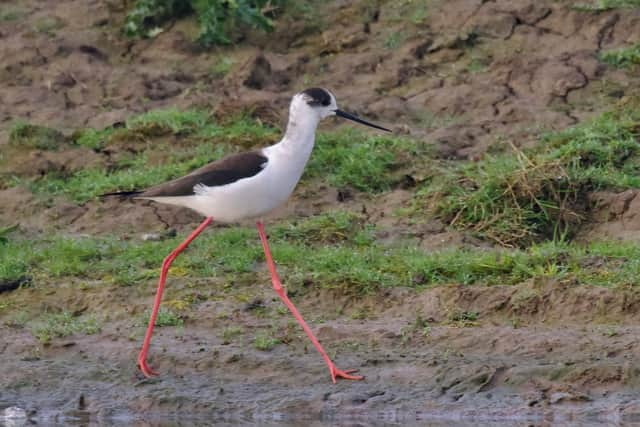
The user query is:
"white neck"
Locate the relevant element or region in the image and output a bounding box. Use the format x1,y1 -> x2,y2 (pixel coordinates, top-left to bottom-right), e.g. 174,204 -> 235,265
260,99 -> 321,203
273,97 -> 320,160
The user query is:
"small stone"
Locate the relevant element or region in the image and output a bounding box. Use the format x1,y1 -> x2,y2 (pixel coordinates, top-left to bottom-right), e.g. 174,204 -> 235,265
142,233 -> 162,241
2,407 -> 27,419
549,391 -> 591,404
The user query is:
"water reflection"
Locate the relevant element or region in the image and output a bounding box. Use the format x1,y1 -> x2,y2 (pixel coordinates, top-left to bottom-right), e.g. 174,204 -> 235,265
3,417 -> 640,427
70,423 -> 638,427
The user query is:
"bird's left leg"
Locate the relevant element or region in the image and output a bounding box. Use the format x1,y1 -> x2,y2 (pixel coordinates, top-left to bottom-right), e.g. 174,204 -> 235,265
256,220 -> 363,383
138,216 -> 213,377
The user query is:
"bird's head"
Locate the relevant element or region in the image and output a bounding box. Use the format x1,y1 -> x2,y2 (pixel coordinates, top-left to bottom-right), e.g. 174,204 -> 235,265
293,87 -> 391,132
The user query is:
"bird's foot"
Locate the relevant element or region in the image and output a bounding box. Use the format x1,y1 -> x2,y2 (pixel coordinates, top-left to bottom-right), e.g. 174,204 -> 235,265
138,355 -> 159,377
329,364 -> 364,383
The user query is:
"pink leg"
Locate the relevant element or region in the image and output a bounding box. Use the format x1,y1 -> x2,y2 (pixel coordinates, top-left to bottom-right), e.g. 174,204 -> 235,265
138,217 -> 213,377
256,221 -> 363,383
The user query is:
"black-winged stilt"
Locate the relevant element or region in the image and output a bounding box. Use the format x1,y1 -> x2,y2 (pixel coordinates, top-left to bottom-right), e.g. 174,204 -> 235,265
105,88 -> 391,383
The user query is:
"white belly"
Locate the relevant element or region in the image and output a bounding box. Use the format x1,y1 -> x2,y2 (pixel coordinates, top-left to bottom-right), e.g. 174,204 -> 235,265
144,146 -> 310,223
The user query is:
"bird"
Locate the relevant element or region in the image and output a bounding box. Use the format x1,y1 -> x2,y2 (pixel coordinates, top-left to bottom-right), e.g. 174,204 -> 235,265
103,88 -> 391,383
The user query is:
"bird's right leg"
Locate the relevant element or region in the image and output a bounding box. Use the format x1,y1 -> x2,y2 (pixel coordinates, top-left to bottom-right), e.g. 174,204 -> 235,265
138,216 -> 213,377
256,221 -> 363,383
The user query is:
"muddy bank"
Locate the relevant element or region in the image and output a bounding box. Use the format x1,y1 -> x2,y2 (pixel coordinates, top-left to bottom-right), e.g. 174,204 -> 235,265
3,282 -> 640,424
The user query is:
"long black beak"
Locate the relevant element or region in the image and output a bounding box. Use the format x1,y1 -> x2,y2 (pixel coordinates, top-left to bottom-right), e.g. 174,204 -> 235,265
334,109 -> 391,132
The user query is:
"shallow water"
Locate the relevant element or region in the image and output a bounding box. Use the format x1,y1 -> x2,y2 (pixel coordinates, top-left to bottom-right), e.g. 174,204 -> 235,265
33,423 -> 637,427
3,422 -> 640,427
71,423 -> 637,427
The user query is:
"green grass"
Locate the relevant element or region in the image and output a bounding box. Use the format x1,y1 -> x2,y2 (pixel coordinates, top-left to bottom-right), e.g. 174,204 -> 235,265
573,0 -> 640,11
385,0 -> 431,26
0,253 -> 29,284
72,110 -> 277,150
123,0 -> 294,46
253,331 -> 279,350
31,142 -> 230,202
34,16 -> 65,34
466,55 -> 491,73
448,310 -> 479,327
9,122 -> 66,150
142,307 -> 183,327
410,5 -> 429,25
127,108 -> 210,133
383,31 -> 406,50
211,56 -> 235,78
417,105 -> 640,246
221,326 -> 243,344
0,227 -> 263,286
196,115 -> 278,145
0,7 -> 27,21
307,128 -> 428,192
73,128 -> 114,150
272,211 -> 373,244
71,109 -> 213,151
600,44 -> 640,68
31,311 -> 101,344
0,225 -> 19,245
0,227 -> 30,283
4,214 -> 640,294
410,110 -> 460,131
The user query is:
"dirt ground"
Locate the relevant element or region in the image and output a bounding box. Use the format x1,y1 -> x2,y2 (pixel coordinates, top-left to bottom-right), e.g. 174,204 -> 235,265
2,0 -> 640,425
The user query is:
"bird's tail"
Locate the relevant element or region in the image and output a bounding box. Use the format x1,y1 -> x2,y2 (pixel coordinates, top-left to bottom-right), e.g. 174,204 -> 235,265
99,190 -> 143,198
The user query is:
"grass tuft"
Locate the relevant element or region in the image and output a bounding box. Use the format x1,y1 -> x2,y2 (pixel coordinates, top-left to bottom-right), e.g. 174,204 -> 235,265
600,44 -> 640,68
0,7 -> 27,21
30,142 -> 229,202
221,326 -> 243,344
142,307 -> 184,327
73,128 -> 114,150
123,0 -> 290,46
448,310 -> 479,327
9,122 -> 66,151
253,331 -> 279,350
211,56 -> 235,78
272,211 -> 373,245
0,227 -> 30,283
573,0 -> 640,11
384,31 -> 406,50
4,223 -> 640,295
127,109 -> 210,134
308,128 -> 428,193
32,311 -> 101,344
417,106 -> 640,246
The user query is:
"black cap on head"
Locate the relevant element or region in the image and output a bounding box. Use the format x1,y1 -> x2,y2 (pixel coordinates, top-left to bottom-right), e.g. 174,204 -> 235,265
302,87 -> 332,107
301,87 -> 391,132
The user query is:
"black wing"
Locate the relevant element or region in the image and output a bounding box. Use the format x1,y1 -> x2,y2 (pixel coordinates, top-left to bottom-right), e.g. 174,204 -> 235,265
102,150 -> 268,198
